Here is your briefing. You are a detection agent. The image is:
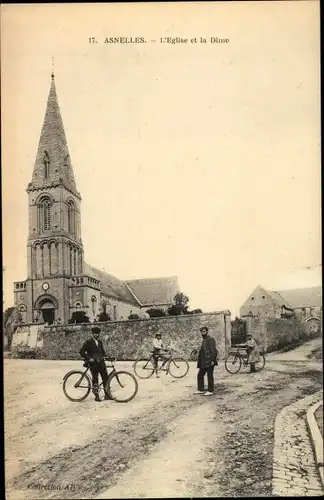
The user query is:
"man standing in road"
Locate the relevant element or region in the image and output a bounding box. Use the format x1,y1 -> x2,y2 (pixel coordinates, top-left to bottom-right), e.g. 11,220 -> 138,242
194,326 -> 217,396
79,326 -> 112,402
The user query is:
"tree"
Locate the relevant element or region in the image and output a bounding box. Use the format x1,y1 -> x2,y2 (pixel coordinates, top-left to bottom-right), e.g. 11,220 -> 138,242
4,307 -> 22,349
68,311 -> 90,324
128,313 -> 140,320
98,311 -> 111,322
188,308 -> 203,315
146,308 -> 166,318
167,292 -> 190,316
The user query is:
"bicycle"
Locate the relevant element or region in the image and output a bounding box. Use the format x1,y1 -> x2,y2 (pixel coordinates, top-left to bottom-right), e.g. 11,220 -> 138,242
62,357 -> 138,403
224,346 -> 266,374
133,350 -> 189,379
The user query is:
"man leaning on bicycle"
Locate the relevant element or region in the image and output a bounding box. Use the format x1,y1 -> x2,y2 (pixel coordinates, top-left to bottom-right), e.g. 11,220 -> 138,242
79,326 -> 113,402
152,332 -> 169,378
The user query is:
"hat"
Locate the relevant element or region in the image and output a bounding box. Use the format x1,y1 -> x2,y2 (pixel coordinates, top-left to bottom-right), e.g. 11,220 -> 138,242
200,326 -> 208,333
91,326 -> 101,334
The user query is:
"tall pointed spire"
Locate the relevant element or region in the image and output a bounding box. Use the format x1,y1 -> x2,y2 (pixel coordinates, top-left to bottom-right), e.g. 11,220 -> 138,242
28,71 -> 79,196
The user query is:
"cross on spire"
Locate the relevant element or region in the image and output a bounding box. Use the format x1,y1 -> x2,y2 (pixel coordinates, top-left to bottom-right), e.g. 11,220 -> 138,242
51,57 -> 55,79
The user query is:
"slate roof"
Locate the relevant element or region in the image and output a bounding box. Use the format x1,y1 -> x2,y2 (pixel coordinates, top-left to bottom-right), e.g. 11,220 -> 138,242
29,74 -> 79,196
266,289 -> 292,308
125,277 -> 179,306
274,286 -> 322,309
83,263 -> 179,307
83,263 -> 138,305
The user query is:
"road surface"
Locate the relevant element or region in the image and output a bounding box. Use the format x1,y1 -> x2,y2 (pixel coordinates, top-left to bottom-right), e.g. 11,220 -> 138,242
4,338 -> 322,498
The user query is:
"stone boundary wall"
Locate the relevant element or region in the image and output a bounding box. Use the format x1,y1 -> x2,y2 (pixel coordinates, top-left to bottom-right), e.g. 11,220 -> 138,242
12,312 -> 232,360
247,317 -> 321,353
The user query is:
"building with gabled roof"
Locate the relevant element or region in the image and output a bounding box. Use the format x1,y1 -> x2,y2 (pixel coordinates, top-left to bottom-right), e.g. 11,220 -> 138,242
275,286 -> 322,310
240,284 -> 322,329
13,73 -> 178,324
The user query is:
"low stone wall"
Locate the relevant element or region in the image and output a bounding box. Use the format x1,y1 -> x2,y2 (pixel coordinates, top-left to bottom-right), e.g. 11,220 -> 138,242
247,317 -> 320,353
12,312 -> 232,360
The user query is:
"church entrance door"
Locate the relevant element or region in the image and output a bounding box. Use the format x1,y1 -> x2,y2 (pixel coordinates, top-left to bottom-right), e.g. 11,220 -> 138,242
42,309 -> 55,325
40,300 -> 55,325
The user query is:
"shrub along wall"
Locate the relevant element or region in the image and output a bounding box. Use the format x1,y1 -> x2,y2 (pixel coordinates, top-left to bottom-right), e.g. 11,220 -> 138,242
13,312 -> 232,360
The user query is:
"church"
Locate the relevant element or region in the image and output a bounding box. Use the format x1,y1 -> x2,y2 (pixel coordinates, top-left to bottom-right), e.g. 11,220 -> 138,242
13,72 -> 179,325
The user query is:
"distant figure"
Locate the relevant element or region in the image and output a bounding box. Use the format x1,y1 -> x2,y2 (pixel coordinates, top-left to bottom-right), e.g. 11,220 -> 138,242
79,326 -> 112,402
56,317 -> 62,325
238,334 -> 260,373
194,326 -> 217,396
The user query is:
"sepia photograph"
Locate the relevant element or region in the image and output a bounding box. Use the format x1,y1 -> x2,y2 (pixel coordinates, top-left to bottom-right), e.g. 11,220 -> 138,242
1,1 -> 322,498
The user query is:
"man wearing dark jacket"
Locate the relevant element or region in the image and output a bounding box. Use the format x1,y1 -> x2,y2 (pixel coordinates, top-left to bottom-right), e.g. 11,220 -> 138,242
79,326 -> 111,402
195,326 -> 217,396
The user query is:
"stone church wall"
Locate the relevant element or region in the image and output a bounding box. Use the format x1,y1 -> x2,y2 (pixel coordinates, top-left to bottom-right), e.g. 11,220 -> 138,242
14,312 -> 231,360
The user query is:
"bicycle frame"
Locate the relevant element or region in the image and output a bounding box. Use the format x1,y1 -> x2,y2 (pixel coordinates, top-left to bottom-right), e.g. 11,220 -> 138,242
230,348 -> 249,366
232,347 -> 265,366
63,360 -> 124,390
153,352 -> 173,372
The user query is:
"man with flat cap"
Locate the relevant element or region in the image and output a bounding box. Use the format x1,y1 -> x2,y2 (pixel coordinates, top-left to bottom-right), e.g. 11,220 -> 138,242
194,326 -> 217,396
79,326 -> 112,402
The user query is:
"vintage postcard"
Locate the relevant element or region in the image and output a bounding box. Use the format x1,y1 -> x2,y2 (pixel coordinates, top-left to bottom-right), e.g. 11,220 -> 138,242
2,1 -> 322,498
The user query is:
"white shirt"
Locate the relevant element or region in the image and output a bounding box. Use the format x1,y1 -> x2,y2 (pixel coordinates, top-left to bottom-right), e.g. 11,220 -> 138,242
153,338 -> 163,349
92,336 -> 99,347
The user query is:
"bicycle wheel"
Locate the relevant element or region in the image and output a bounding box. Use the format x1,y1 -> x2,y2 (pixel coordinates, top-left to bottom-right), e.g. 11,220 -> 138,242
107,371 -> 138,403
168,358 -> 189,378
225,353 -> 242,374
255,354 -> 266,372
133,358 -> 155,379
63,371 -> 91,402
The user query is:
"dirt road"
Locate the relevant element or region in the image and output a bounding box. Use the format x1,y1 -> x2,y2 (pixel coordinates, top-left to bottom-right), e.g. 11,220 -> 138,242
4,338 -> 322,499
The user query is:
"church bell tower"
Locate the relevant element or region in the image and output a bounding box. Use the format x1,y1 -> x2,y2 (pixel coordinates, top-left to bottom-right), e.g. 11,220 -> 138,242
14,71 -> 84,324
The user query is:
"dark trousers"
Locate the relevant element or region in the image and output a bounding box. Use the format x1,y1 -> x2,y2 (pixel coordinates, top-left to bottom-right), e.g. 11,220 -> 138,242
197,365 -> 215,392
153,350 -> 168,371
250,362 -> 256,373
90,360 -> 109,395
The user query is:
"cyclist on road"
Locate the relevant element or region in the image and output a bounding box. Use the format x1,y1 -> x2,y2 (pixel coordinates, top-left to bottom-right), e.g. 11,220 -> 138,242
79,326 -> 112,402
237,333 -> 260,373
152,332 -> 169,378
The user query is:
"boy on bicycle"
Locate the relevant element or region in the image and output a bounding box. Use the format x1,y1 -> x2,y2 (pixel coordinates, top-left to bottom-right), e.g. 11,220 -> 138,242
152,332 -> 169,378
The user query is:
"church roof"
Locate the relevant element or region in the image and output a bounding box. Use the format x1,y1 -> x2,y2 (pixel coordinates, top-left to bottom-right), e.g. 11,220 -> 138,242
125,277 -> 179,307
83,263 -> 139,305
274,286 -> 322,309
29,73 -> 79,196
83,262 -> 179,307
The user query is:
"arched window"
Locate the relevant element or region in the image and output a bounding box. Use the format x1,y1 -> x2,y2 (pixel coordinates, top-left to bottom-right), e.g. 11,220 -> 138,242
38,196 -> 52,232
67,200 -> 76,236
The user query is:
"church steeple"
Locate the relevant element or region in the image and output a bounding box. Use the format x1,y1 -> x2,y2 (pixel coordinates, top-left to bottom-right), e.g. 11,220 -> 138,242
28,72 -> 79,197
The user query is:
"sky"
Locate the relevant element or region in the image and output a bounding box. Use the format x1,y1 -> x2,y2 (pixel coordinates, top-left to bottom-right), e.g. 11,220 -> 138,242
1,2 -> 321,316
